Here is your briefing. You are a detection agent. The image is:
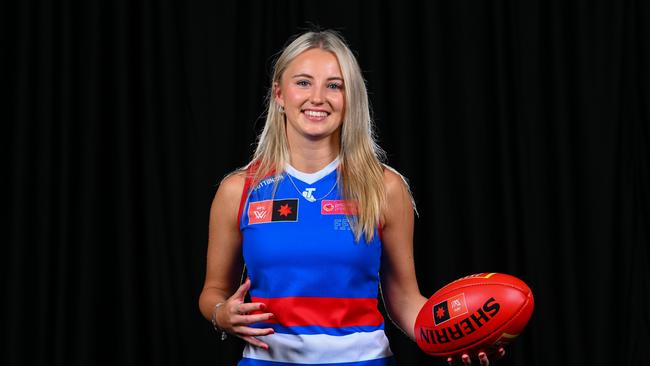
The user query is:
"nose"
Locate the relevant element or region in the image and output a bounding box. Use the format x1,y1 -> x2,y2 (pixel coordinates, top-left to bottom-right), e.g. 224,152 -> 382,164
310,85 -> 324,104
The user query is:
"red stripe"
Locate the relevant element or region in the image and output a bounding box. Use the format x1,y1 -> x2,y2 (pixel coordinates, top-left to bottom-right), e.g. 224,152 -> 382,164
251,297 -> 384,328
237,174 -> 253,237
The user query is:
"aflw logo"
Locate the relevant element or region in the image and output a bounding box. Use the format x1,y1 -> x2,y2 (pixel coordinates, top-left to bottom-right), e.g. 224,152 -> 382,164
252,210 -> 268,219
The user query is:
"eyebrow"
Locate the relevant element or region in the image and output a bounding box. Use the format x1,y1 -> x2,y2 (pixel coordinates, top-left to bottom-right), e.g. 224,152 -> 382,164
291,73 -> 344,82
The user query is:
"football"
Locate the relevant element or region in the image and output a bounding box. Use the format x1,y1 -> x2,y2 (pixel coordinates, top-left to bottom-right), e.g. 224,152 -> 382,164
414,273 -> 534,360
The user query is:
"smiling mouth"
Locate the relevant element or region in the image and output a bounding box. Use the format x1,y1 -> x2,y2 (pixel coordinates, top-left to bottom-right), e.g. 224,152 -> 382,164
303,110 -> 329,118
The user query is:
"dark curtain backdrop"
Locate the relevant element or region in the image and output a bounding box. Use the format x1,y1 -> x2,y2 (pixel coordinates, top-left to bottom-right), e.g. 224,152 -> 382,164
5,0 -> 649,365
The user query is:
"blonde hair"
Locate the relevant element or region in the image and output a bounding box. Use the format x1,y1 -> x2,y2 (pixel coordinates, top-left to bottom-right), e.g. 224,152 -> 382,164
244,30 -> 402,242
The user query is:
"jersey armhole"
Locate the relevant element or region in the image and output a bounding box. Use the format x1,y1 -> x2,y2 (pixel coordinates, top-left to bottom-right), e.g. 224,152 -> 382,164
236,171 -> 253,239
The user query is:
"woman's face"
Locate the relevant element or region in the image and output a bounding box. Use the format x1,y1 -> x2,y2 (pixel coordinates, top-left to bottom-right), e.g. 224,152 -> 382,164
275,48 -> 345,143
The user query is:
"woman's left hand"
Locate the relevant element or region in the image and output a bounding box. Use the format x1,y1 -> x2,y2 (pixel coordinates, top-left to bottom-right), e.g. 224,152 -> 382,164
447,347 -> 506,365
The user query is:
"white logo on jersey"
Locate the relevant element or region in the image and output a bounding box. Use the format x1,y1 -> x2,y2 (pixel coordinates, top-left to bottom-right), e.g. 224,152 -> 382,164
302,188 -> 317,202
253,210 -> 268,219
252,175 -> 284,191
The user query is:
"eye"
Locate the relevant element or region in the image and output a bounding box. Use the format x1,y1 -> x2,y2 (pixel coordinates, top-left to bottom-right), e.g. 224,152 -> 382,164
296,80 -> 310,87
327,83 -> 343,90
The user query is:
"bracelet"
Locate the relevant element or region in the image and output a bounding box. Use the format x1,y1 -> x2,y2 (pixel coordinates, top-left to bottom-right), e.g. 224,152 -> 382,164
211,302 -> 228,340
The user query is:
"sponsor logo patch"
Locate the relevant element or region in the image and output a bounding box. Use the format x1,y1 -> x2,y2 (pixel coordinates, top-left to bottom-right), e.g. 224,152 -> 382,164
302,188 -> 317,202
321,200 -> 357,215
248,199 -> 298,224
433,293 -> 468,325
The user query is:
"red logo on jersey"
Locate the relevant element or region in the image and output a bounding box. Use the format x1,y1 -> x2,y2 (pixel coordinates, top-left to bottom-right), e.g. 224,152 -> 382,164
277,204 -> 292,217
248,200 -> 273,224
321,200 -> 357,215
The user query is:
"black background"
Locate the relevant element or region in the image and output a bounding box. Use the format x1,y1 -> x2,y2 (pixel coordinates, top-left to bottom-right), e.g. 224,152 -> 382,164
5,0 -> 649,365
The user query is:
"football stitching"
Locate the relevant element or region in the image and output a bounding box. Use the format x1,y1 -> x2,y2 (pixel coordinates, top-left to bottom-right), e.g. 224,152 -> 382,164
434,281 -> 530,298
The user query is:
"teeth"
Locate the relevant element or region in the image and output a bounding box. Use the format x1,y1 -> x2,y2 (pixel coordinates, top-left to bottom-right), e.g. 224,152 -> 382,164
305,110 -> 328,118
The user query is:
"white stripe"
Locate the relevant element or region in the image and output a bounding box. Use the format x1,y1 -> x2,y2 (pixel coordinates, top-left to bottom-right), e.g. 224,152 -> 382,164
285,157 -> 340,185
242,329 -> 393,364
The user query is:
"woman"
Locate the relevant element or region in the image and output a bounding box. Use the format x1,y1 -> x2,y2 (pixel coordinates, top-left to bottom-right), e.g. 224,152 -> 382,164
199,30 -> 502,366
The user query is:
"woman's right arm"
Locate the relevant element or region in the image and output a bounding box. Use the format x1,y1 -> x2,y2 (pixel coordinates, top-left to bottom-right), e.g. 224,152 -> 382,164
198,172 -> 274,349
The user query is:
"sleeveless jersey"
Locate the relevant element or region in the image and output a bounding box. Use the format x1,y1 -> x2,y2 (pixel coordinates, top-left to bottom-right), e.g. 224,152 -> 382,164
237,159 -> 395,366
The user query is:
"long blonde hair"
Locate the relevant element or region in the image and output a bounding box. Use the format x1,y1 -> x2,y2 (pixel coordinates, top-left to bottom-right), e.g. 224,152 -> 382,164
245,30 -> 396,242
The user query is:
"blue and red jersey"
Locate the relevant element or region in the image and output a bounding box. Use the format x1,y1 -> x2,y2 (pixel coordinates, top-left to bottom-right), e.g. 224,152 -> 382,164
237,158 -> 395,365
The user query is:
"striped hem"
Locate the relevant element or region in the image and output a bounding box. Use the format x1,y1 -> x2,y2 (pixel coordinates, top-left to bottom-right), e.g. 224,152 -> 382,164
250,322 -> 385,336
242,329 -> 393,364
238,356 -> 396,365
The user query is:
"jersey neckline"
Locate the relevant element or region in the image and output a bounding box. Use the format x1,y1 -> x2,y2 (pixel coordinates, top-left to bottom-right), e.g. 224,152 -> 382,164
285,156 -> 340,185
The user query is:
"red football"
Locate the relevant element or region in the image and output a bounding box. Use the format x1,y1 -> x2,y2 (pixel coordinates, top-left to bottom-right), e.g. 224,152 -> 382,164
414,273 -> 534,360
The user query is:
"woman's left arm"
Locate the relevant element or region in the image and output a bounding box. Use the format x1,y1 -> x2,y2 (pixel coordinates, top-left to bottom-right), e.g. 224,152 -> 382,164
379,168 -> 427,341
379,168 -> 505,365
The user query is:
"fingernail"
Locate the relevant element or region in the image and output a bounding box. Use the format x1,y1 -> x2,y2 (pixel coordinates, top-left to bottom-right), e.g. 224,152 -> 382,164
268,313 -> 274,319
259,304 -> 266,310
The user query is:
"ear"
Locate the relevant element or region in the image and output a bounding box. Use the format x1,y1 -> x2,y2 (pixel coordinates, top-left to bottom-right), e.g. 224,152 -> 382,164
273,81 -> 284,107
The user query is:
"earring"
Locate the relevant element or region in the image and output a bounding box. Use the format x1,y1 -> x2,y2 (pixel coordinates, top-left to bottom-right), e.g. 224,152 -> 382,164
279,105 -> 285,114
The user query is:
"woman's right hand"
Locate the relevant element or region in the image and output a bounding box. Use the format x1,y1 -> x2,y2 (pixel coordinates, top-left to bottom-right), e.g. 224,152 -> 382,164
214,278 -> 275,349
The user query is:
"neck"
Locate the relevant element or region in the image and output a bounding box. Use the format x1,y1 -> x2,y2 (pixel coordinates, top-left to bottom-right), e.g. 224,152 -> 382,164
287,134 -> 340,173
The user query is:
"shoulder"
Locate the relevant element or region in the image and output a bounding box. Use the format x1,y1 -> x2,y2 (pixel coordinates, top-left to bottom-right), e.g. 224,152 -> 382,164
219,170 -> 247,195
211,170 -> 247,212
382,164 -> 410,200
380,164 -> 415,226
